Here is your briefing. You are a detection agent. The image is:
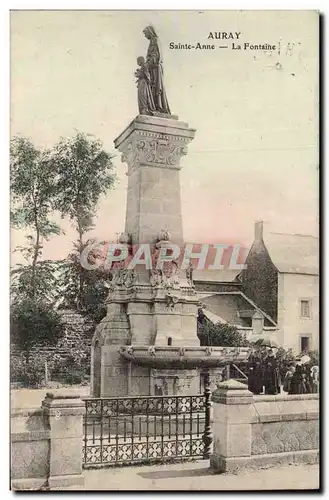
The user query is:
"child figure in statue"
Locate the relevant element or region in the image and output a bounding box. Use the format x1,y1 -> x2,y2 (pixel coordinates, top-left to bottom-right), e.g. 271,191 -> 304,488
135,56 -> 156,116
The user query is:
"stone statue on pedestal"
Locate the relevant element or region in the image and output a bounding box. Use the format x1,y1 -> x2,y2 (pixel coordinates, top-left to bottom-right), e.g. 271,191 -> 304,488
136,26 -> 171,115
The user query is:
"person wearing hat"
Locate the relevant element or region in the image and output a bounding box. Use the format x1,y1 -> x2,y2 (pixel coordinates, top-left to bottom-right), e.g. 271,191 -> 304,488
310,365 -> 319,393
264,349 -> 280,395
289,363 -> 307,394
283,365 -> 295,393
247,347 -> 263,394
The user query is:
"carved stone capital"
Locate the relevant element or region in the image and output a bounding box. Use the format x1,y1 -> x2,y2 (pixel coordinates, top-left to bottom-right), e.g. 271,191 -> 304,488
114,115 -> 196,172
120,136 -> 188,171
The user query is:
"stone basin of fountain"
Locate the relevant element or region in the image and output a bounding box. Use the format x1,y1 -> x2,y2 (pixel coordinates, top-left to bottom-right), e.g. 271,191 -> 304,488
118,346 -> 250,369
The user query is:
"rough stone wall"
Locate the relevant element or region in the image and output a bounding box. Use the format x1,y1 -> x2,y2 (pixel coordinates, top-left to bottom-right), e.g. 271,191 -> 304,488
240,240 -> 278,322
11,309 -> 93,360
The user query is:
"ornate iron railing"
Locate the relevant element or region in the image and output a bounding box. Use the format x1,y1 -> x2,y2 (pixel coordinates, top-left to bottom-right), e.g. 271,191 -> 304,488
83,393 -> 208,467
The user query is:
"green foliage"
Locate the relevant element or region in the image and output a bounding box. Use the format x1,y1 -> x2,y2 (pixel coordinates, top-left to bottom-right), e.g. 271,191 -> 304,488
50,343 -> 90,385
11,260 -> 62,305
50,133 -> 116,318
51,132 -> 116,235
10,137 -> 61,247
57,240 -> 109,324
10,134 -> 116,370
10,299 -> 64,361
10,137 -> 62,304
198,313 -> 250,347
10,354 -> 46,388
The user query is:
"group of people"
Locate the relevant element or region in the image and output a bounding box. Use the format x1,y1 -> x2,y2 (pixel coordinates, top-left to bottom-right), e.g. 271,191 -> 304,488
247,347 -> 319,396
247,348 -> 280,395
283,363 -> 319,395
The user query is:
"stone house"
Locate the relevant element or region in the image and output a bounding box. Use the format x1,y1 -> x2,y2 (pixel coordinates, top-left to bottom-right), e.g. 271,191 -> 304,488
239,221 -> 319,353
194,269 -> 278,341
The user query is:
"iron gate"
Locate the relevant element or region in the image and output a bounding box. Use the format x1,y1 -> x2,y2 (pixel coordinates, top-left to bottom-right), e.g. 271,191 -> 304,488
83,392 -> 211,467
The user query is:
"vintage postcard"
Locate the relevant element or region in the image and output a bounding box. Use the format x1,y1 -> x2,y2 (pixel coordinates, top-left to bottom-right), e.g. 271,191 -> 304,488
10,10 -> 319,491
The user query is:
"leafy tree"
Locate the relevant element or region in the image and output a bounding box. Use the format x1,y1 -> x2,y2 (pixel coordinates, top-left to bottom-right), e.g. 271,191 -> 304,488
50,133 -> 116,321
10,137 -> 61,301
10,138 -> 64,363
11,259 -> 62,304
51,132 -> 116,246
11,299 -> 64,363
197,309 -> 250,347
58,239 -> 110,324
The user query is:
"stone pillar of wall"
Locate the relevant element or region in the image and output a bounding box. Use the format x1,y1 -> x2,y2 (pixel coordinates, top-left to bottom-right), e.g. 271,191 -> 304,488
11,408 -> 50,490
210,379 -> 255,473
42,392 -> 85,490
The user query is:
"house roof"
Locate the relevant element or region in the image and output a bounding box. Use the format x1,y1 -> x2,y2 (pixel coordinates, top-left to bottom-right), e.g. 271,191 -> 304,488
193,269 -> 239,282
264,232 -> 319,275
199,291 -> 277,327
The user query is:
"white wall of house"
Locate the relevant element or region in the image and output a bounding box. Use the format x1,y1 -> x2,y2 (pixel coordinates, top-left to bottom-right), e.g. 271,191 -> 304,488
277,273 -> 319,353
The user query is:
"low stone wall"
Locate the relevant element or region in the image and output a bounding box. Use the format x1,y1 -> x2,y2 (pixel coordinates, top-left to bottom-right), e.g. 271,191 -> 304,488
210,380 -> 319,473
11,393 -> 85,491
251,394 -> 318,457
11,408 -> 50,490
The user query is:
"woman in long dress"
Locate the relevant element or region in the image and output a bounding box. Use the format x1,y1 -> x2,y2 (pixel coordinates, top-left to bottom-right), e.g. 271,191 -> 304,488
288,364 -> 306,394
143,26 -> 171,114
283,366 -> 295,393
247,348 -> 263,394
310,365 -> 319,393
264,349 -> 280,395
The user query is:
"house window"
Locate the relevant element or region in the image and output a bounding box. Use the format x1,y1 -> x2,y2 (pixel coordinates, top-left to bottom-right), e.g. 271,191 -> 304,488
167,337 -> 172,346
300,336 -> 311,352
300,300 -> 311,318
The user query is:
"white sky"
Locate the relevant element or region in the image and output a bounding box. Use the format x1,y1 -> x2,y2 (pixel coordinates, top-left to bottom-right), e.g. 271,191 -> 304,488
10,10 -> 319,263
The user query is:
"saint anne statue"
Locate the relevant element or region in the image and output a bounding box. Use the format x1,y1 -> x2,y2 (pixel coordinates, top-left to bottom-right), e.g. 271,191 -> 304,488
142,26 -> 171,115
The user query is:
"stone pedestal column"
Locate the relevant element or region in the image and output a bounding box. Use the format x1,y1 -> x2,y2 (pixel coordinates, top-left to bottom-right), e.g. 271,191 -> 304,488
91,114 -> 200,397
114,114 -> 196,246
42,393 -> 85,489
210,379 -> 255,473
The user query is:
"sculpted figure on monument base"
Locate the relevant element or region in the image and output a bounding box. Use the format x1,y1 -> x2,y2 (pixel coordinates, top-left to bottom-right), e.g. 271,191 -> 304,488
135,26 -> 171,116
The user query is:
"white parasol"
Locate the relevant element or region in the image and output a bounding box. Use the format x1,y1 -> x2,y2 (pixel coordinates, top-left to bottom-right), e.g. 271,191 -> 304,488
300,355 -> 311,365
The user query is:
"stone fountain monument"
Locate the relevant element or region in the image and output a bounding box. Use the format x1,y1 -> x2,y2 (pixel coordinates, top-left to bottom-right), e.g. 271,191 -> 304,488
91,26 -> 249,398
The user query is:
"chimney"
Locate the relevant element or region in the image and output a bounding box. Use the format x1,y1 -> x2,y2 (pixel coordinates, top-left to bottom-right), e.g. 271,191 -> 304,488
252,310 -> 264,335
254,220 -> 264,242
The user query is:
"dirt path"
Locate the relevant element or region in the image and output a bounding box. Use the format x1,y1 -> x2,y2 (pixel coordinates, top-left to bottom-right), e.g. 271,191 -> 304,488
82,460 -> 319,491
